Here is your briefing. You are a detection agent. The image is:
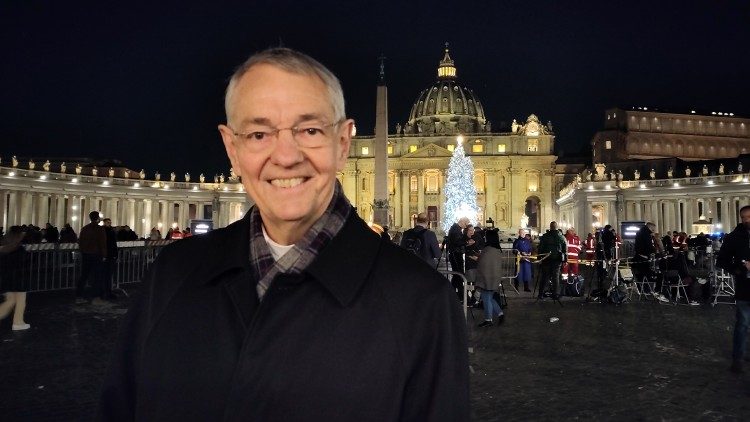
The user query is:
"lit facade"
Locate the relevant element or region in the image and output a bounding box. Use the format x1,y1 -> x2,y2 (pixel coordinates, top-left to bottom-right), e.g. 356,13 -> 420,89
340,48 -> 557,233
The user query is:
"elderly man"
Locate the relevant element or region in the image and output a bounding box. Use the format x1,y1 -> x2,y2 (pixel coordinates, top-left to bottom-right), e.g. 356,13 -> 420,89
99,48 -> 469,421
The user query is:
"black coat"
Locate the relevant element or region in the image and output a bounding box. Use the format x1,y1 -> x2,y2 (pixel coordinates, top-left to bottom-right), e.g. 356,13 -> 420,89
99,210 -> 469,421
717,224 -> 750,301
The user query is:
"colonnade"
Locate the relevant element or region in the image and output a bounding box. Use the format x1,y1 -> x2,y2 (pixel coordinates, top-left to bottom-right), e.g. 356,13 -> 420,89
624,195 -> 750,234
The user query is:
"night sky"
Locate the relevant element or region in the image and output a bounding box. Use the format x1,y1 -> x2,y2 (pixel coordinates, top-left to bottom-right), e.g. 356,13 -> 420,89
2,1 -> 748,176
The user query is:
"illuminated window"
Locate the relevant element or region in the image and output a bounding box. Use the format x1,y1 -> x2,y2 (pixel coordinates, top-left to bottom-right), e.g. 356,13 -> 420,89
409,145 -> 418,153
527,139 -> 539,152
527,172 -> 539,192
447,144 -> 455,152
426,172 -> 439,193
387,145 -> 393,155
410,175 -> 418,192
361,146 -> 369,155
472,144 -> 484,153
605,140 -> 612,150
497,144 -> 506,153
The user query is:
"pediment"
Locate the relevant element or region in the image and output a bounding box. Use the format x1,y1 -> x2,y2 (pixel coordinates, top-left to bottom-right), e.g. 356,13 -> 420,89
402,143 -> 453,158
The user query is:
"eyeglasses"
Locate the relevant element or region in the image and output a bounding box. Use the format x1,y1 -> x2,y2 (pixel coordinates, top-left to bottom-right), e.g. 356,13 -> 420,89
231,120 -> 343,150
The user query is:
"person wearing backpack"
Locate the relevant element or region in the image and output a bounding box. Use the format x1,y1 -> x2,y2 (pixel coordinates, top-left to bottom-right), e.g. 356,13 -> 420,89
400,213 -> 440,266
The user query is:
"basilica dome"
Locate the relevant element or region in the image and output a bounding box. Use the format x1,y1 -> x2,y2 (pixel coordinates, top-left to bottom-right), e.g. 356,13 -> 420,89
403,47 -> 489,135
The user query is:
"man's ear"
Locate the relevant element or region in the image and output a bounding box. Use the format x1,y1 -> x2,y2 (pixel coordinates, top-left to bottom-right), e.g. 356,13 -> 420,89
218,124 -> 241,177
335,119 -> 354,170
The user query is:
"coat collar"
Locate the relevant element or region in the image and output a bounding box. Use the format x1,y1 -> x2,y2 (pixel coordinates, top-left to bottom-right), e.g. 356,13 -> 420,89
199,208 -> 382,307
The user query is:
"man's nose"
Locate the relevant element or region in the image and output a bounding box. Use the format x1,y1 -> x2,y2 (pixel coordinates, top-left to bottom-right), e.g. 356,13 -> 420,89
269,129 -> 304,166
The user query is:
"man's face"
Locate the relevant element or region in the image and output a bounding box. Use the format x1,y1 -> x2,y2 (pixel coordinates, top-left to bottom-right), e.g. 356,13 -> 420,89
550,222 -> 557,231
741,209 -> 750,230
219,64 -> 352,231
103,219 -> 111,227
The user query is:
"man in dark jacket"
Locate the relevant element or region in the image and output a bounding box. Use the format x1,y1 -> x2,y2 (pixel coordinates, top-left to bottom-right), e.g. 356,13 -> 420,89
447,217 -> 474,300
77,211 -> 106,304
99,48 -> 469,421
717,205 -> 750,374
537,221 -> 566,299
400,212 -> 440,265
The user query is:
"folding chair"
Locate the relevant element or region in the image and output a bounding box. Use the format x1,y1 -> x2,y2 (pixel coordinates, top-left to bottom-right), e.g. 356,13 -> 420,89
661,270 -> 690,305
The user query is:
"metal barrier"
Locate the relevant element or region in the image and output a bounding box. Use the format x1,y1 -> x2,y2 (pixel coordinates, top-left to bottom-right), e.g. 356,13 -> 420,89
18,241 -> 173,293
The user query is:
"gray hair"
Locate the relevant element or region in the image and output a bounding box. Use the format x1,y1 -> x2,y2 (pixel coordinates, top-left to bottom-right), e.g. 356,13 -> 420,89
224,48 -> 346,125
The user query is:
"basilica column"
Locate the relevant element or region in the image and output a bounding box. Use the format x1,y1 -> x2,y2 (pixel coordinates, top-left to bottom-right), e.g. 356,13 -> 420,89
54,195 -> 66,227
720,196 -> 731,230
393,171 -> 402,228
417,170 -> 425,214
438,169 -> 446,229
485,169 -> 497,223
401,171 -> 410,228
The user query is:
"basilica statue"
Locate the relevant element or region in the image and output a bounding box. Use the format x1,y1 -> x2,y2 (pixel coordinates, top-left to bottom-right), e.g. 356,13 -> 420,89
702,165 -> 708,176
92,167 -> 98,176
219,173 -> 225,183
28,160 -> 35,170
650,168 -> 656,179
520,214 -> 529,229
667,167 -> 673,178
123,170 -> 129,179
739,162 -> 743,173
109,167 -> 115,177
139,169 -> 146,179
511,119 -> 519,133
76,164 -> 82,175
199,173 -> 205,183
719,163 -> 725,175
396,123 -> 401,134
170,172 -> 176,182
155,172 -> 161,181
185,173 -> 190,182
43,160 -> 51,171
634,169 -> 640,180
12,156 -> 18,168
60,162 -> 66,173
685,167 -> 691,177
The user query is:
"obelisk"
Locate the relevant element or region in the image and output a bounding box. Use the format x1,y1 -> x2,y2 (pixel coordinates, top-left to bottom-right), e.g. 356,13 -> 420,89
373,55 -> 389,227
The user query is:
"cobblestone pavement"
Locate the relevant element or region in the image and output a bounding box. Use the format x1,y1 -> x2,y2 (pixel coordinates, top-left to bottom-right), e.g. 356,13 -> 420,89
1,290 -> 748,421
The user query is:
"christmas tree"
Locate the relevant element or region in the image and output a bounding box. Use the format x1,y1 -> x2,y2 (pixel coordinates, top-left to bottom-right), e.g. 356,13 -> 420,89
442,137 -> 479,232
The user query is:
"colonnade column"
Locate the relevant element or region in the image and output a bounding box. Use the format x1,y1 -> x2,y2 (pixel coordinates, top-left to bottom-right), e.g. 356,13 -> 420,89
54,195 -> 65,227
0,190 -> 7,228
159,200 -> 169,232
709,197 -> 719,228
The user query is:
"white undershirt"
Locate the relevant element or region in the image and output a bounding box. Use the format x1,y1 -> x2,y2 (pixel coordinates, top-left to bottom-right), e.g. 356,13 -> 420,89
262,225 -> 295,261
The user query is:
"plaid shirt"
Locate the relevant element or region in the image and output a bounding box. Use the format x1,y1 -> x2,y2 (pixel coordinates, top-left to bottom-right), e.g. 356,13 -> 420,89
249,181 -> 351,300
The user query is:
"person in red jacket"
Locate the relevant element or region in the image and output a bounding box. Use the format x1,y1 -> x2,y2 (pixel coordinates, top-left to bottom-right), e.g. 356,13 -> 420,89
562,228 -> 581,281
584,232 -> 596,265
